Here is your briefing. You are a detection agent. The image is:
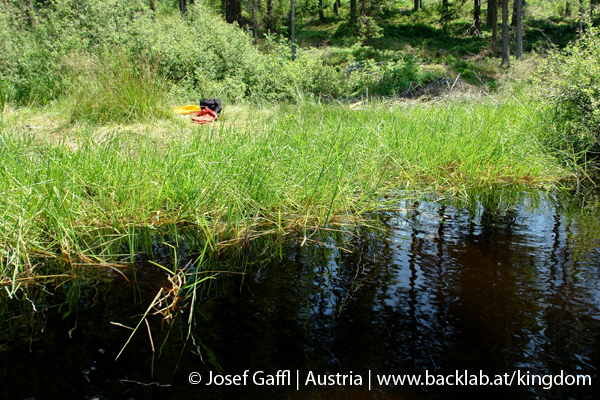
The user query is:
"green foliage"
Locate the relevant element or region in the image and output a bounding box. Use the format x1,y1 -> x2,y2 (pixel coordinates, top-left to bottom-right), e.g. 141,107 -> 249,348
322,43 -> 404,66
317,43 -> 445,97
0,0 -> 446,108
535,27 -> 600,161
443,55 -> 498,89
438,0 -> 469,32
0,0 -> 154,104
375,54 -> 422,95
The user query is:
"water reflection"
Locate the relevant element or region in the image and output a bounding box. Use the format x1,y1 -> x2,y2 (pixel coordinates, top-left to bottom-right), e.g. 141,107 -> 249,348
1,187 -> 599,399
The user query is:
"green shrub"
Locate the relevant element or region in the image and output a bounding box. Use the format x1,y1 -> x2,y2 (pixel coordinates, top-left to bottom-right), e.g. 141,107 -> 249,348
375,54 -> 421,95
535,27 -> 600,161
0,0 -> 155,104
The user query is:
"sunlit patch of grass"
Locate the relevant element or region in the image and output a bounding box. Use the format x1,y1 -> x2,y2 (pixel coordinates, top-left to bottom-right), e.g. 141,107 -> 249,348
66,53 -> 173,124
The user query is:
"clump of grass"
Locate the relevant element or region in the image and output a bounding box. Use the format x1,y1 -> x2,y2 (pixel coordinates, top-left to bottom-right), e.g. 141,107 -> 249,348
0,96 -> 570,286
66,53 -> 172,124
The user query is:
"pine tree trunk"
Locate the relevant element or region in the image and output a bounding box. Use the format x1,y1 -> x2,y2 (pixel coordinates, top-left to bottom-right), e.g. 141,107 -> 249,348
267,0 -> 273,30
414,0 -> 421,11
319,0 -> 325,22
501,0 -> 510,66
252,0 -> 258,45
566,1 -> 571,17
226,0 -> 241,24
291,0 -> 296,60
350,0 -> 357,24
579,0 -> 584,38
516,0 -> 523,59
491,0 -> 498,55
179,0 -> 187,16
474,0 -> 481,34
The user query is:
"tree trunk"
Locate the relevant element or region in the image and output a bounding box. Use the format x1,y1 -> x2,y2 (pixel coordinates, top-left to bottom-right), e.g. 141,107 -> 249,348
474,0 -> 481,34
487,0 -> 494,26
501,0 -> 510,66
350,0 -> 357,24
334,1 -> 339,14
179,0 -> 187,16
291,0 -> 296,61
414,0 -> 421,11
579,0 -> 584,38
226,0 -> 241,25
566,1 -> 571,17
149,0 -> 155,12
319,0 -> 325,22
516,0 -> 523,59
491,0 -> 498,55
511,0 -> 517,26
252,0 -> 258,45
266,0 -> 273,30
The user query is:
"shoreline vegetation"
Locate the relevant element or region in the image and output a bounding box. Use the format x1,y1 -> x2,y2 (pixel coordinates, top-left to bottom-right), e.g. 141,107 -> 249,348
0,96 -> 571,288
1,0 -> 599,289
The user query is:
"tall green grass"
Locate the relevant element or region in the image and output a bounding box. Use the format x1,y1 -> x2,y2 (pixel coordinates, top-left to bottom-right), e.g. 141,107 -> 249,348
0,97 -> 568,286
66,53 -> 172,124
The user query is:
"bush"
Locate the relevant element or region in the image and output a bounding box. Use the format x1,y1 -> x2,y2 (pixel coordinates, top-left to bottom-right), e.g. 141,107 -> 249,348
535,27 -> 600,161
0,0 -> 154,104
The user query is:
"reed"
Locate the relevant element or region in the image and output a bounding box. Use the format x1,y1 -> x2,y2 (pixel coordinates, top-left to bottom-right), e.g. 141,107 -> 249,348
0,96 -> 569,286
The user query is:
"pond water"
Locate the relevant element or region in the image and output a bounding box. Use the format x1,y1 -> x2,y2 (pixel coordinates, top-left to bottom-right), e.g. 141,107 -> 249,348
1,185 -> 599,400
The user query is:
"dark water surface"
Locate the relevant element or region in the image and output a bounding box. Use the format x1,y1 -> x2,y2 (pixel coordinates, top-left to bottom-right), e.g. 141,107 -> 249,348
1,187 -> 599,400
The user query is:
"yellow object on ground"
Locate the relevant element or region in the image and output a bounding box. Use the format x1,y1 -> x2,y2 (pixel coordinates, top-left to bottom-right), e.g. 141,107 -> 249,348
173,105 -> 202,115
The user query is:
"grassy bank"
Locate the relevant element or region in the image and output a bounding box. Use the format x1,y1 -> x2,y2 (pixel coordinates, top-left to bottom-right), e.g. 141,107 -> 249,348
0,96 -> 569,286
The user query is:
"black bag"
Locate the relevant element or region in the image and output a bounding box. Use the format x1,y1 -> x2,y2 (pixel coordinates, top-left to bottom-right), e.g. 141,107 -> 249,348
200,98 -> 222,115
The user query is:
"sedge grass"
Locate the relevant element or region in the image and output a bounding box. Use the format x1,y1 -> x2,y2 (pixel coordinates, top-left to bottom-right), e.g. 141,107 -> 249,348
0,96 -> 570,285
66,53 -> 173,124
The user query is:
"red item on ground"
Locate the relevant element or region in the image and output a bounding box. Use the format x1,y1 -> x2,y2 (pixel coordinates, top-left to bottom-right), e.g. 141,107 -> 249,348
191,107 -> 218,124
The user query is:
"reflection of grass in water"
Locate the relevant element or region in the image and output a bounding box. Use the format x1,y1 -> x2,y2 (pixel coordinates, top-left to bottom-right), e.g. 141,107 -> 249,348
0,97 -> 570,286
558,181 -> 600,261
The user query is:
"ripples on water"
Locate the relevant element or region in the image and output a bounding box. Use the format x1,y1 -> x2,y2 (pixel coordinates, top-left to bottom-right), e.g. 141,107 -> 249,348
1,188 -> 599,399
